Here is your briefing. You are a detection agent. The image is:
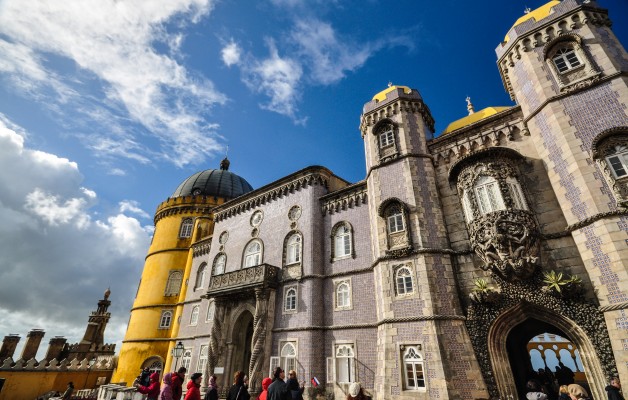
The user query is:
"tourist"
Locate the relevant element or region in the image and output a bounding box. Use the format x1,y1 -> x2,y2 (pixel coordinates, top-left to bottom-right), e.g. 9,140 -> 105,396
135,372 -> 161,400
556,362 -> 575,386
286,370 -> 304,400
185,373 -> 203,400
567,384 -> 590,400
140,367 -> 152,386
558,385 -> 570,400
347,382 -> 371,400
226,371 -> 250,400
606,377 -> 625,400
526,380 -> 548,400
257,377 -> 273,400
61,382 -> 74,400
267,367 -> 289,400
205,375 -> 219,400
160,372 -> 175,400
172,367 -> 187,400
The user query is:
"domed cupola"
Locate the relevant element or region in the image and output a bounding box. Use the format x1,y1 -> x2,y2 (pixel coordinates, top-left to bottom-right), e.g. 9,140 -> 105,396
171,157 -> 254,200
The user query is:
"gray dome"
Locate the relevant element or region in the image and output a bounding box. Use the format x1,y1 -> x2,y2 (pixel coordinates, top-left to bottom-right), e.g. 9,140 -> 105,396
172,158 -> 253,200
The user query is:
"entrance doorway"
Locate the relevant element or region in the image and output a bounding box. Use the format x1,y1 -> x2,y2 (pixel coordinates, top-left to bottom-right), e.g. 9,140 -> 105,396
506,318 -> 590,399
231,310 -> 254,377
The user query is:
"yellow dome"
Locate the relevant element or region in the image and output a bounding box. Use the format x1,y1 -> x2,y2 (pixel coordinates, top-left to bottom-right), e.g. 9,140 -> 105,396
442,107 -> 511,135
505,1 -> 560,42
372,85 -> 412,102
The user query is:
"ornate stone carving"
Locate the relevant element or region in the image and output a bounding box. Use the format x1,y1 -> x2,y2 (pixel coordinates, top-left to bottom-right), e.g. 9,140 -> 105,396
591,131 -> 628,206
248,288 -> 270,391
468,209 -> 539,280
206,299 -> 225,382
207,264 -> 280,297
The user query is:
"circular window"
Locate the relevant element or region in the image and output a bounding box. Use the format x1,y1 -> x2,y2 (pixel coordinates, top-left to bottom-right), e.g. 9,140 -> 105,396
250,210 -> 264,227
219,231 -> 229,244
288,205 -> 301,221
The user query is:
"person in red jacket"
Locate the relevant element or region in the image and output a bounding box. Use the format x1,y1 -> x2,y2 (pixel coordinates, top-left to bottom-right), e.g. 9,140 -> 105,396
135,372 -> 161,400
257,377 -> 273,400
184,372 -> 203,400
172,367 -> 187,400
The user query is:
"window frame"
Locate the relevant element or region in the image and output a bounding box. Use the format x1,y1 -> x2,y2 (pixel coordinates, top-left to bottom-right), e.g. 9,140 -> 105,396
552,47 -> 582,73
243,239 -> 263,268
284,286 -> 298,313
285,232 -> 302,266
334,279 -> 352,310
189,305 -> 200,326
181,348 -> 192,380
473,175 -> 506,215
280,341 -> 298,374
334,343 -> 356,384
212,253 -> 227,276
394,266 -> 415,296
197,345 -> 208,373
206,300 -> 215,322
179,218 -> 194,238
401,345 -> 426,391
605,146 -> 628,179
164,270 -> 183,296
194,263 -> 207,290
159,310 -> 173,329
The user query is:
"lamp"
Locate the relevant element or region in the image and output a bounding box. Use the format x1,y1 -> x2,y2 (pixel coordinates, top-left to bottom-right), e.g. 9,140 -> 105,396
172,341 -> 185,370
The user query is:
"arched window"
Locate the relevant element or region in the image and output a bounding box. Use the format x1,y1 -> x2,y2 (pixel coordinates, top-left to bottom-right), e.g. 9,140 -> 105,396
142,358 -> 163,375
605,145 -> 628,178
552,47 -> 581,73
335,281 -> 351,309
285,287 -> 297,312
378,124 -> 395,149
190,306 -> 199,325
159,310 -> 173,328
243,240 -> 263,268
280,342 -> 297,373
335,344 -> 355,383
473,175 -> 505,215
164,271 -> 183,296
206,301 -> 215,322
285,233 -> 302,265
332,222 -> 352,259
507,177 -> 528,210
395,266 -> 414,296
197,345 -> 208,373
179,218 -> 194,238
213,254 -> 226,275
386,204 -> 405,234
181,349 -> 192,378
194,264 -> 206,290
402,346 -> 425,390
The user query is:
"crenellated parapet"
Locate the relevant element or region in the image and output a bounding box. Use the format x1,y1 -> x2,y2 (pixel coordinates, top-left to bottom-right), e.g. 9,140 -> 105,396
154,195 -> 221,224
360,87 -> 435,135
320,181 -> 368,215
0,355 -> 116,371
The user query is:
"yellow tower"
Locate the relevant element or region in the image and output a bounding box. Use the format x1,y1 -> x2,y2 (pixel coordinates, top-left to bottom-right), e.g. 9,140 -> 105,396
113,158 -> 253,384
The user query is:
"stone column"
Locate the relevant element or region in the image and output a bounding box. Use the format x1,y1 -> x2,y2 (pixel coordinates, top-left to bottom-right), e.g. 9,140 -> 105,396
20,329 -> 45,361
205,299 -> 226,389
248,288 -> 270,392
0,334 -> 20,360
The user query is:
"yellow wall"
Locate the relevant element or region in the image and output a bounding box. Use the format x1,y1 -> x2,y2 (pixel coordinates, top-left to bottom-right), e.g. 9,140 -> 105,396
113,196 -> 221,384
0,369 -> 112,400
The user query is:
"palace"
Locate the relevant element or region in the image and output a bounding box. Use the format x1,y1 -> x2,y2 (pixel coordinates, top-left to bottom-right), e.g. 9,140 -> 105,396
114,1 -> 628,398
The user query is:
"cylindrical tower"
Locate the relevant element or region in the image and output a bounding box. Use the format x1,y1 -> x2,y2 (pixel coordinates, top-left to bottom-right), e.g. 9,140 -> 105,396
113,159 -> 253,384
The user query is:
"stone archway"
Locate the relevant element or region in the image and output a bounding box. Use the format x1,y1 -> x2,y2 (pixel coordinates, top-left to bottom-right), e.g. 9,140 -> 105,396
230,310 -> 254,378
487,302 -> 606,399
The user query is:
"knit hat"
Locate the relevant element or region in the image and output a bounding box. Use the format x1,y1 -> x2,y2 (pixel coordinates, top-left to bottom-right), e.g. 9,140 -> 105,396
349,382 -> 361,397
567,384 -> 589,399
190,372 -> 203,380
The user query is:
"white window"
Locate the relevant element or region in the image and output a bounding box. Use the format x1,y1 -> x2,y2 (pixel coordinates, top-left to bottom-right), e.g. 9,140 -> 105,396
334,223 -> 352,258
507,177 -> 528,210
190,306 -> 199,326
473,176 -> 505,215
181,348 -> 192,379
206,301 -> 215,322
326,357 -> 335,383
285,287 -> 297,312
403,346 -> 425,390
280,342 -> 297,373
194,264 -> 206,290
552,48 -> 581,73
286,233 -> 302,265
269,356 -> 280,377
379,128 -> 395,148
243,240 -> 263,268
159,310 -> 173,328
197,345 -> 208,373
165,271 -> 183,296
335,344 -> 356,383
606,145 -> 628,178
387,206 -> 405,233
461,191 -> 474,222
395,266 -> 414,296
213,254 -> 226,275
179,218 -> 194,238
335,280 -> 351,309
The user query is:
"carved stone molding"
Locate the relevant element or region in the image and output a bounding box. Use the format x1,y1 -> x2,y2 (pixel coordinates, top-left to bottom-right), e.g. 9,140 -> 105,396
207,264 -> 280,297
469,210 -> 539,280
591,131 -> 628,206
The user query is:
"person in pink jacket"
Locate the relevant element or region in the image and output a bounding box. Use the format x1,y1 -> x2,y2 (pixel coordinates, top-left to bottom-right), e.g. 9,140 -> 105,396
160,372 -> 175,400
135,372 -> 161,400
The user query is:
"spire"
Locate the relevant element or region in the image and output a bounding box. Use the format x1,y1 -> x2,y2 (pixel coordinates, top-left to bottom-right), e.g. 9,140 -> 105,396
466,96 -> 475,115
220,146 -> 230,171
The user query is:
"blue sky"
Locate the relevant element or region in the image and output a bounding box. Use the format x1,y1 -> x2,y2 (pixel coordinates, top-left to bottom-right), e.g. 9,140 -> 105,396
0,0 -> 627,356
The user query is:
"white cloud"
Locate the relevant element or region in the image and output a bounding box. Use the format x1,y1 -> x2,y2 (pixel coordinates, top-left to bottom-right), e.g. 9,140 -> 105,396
0,117 -> 151,357
0,0 -> 226,167
221,41 -> 242,67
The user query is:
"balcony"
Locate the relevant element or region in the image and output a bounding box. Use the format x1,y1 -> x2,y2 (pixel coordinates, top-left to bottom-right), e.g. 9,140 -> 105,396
206,263 -> 280,297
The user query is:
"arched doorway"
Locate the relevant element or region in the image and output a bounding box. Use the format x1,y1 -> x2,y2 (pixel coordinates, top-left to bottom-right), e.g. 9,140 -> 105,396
230,310 -> 254,377
488,302 -> 607,399
506,318 -> 590,399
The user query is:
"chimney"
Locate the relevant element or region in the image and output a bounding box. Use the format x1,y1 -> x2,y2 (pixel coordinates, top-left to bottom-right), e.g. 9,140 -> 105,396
0,335 -> 21,360
20,329 -> 45,361
45,336 -> 67,361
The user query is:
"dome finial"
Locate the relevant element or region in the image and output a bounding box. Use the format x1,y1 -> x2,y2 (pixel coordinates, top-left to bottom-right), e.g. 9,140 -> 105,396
466,96 -> 475,115
387,81 -> 393,88
220,146 -> 230,171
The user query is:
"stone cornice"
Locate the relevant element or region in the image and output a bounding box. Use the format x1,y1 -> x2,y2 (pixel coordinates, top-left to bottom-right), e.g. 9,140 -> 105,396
320,181 -> 368,215
542,209 -> 628,239
192,238 -> 212,258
